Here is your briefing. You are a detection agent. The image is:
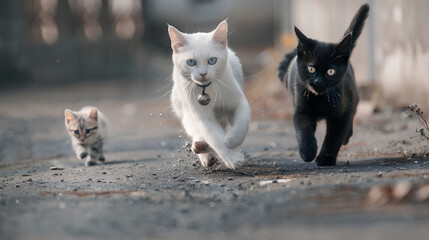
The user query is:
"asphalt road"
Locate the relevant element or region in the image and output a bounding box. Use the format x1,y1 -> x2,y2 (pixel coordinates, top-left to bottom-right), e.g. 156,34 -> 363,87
1,82 -> 429,240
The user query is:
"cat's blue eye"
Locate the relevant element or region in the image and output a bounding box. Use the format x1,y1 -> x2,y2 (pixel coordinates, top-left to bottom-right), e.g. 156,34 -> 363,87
74,130 -> 79,135
208,57 -> 217,65
187,59 -> 196,66
85,129 -> 91,134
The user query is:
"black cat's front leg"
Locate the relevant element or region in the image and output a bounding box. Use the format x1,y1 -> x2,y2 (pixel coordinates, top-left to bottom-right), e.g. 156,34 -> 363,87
294,113 -> 317,162
316,117 -> 350,166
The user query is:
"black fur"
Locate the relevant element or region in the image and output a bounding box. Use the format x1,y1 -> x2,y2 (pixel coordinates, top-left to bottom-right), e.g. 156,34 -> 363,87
278,4 -> 369,166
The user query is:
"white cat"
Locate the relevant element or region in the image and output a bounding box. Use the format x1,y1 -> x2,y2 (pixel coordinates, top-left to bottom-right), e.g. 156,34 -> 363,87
64,106 -> 108,166
168,20 -> 250,169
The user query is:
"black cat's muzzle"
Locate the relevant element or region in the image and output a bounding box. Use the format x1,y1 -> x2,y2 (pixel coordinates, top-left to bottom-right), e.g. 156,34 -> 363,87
308,82 -> 326,95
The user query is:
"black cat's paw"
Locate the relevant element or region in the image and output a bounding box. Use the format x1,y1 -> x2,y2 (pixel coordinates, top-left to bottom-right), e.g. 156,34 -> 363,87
315,155 -> 337,166
298,138 -> 317,162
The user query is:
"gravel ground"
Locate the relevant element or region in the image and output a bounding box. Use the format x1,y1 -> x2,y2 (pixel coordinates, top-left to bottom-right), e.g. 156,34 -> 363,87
1,82 -> 429,240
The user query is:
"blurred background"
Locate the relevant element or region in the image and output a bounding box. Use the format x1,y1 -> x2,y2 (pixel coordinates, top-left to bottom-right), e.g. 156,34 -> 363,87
1,0 -> 429,162
1,0 -> 428,110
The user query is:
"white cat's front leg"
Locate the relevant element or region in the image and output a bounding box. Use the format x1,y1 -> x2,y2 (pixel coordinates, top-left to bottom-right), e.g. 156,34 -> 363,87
195,117 -> 244,169
224,100 -> 250,149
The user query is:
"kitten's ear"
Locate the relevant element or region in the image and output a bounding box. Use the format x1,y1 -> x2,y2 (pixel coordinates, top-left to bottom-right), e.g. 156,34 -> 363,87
332,33 -> 352,61
168,25 -> 187,52
65,109 -> 76,124
212,20 -> 228,46
89,108 -> 98,121
335,33 -> 352,55
294,26 -> 309,44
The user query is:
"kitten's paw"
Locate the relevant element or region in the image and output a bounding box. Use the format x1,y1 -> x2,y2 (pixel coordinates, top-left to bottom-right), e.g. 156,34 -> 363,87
222,150 -> 244,169
85,160 -> 97,166
298,137 -> 317,162
315,155 -> 337,166
198,154 -> 217,167
79,152 -> 88,160
192,141 -> 210,154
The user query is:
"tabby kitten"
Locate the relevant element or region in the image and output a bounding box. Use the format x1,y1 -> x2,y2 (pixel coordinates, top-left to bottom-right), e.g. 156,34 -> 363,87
64,106 -> 108,166
278,4 -> 369,166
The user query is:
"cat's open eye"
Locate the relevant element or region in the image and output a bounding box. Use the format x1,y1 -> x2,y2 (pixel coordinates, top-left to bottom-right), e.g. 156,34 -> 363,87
74,130 -> 79,135
85,129 -> 91,134
186,59 -> 197,66
208,57 -> 217,65
326,69 -> 336,76
307,66 -> 316,73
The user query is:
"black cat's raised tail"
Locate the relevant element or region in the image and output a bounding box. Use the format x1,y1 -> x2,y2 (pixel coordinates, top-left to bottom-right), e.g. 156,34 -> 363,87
278,49 -> 297,84
344,4 -> 370,50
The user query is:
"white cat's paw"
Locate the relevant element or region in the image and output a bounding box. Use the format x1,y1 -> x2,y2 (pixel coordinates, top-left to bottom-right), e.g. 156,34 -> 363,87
222,150 -> 244,169
198,153 -> 217,167
224,136 -> 242,149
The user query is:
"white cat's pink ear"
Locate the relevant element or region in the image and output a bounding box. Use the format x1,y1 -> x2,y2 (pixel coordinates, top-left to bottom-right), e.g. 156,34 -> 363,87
89,108 -> 98,121
212,20 -> 228,46
168,25 -> 187,52
65,109 -> 76,124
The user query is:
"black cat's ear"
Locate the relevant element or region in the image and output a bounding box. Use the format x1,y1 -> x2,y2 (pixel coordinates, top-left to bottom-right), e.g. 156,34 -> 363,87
294,26 -> 308,43
294,26 -> 315,58
294,26 -> 311,45
333,33 -> 352,57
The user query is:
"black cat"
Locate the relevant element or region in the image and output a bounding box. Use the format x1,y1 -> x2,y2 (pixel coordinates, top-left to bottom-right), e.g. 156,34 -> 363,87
278,4 -> 369,166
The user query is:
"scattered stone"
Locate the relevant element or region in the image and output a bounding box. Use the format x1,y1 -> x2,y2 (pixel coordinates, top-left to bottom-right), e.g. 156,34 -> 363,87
102,172 -> 107,175
16,184 -> 19,188
377,172 -> 383,177
228,177 -> 234,181
50,166 -> 64,170
259,179 -> 294,186
346,161 -> 350,166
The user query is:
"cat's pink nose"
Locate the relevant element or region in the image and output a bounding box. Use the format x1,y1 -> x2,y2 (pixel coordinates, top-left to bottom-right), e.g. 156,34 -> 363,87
200,73 -> 207,78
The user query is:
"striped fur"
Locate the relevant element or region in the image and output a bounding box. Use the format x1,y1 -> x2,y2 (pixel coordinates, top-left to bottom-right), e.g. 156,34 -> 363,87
65,106 -> 108,166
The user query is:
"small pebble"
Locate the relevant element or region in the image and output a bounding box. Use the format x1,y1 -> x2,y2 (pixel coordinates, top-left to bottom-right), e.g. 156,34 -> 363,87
50,166 -> 64,170
102,172 -> 107,174
228,177 -> 234,181
377,172 -> 383,177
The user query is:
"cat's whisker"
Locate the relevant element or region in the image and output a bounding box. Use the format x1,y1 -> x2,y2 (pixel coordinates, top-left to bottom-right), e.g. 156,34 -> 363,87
216,78 -> 236,95
156,81 -> 173,94
242,67 -> 267,79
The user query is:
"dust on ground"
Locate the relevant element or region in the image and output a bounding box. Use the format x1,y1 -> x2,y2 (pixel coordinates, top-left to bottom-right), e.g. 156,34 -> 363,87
0,81 -> 429,240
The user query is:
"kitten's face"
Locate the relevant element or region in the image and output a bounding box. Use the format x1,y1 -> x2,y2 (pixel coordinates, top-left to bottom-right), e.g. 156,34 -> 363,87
65,109 -> 98,143
168,21 -> 228,86
295,27 -> 352,95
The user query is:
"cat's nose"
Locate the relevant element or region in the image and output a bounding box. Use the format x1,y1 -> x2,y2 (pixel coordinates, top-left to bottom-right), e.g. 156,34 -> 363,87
313,78 -> 322,86
200,73 -> 207,78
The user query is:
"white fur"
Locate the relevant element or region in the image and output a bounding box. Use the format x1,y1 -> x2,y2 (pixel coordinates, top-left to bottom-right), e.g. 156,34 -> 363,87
168,20 -> 250,169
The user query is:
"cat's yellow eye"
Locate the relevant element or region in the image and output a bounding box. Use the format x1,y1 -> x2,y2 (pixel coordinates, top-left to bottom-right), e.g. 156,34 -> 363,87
307,66 -> 316,73
326,69 -> 336,76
